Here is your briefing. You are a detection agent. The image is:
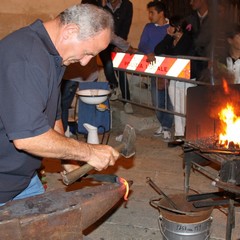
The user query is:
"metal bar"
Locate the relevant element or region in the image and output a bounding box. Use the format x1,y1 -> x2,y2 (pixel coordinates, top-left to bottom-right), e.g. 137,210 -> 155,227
184,156 -> 192,193
193,199 -> 230,208
200,149 -> 240,155
213,180 -> 240,194
226,199 -> 235,240
146,177 -> 179,210
187,191 -> 226,201
192,161 -> 218,180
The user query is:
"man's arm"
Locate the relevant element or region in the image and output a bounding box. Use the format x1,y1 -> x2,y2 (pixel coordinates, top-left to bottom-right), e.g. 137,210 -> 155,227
13,123 -> 119,172
111,33 -> 130,52
53,119 -> 81,172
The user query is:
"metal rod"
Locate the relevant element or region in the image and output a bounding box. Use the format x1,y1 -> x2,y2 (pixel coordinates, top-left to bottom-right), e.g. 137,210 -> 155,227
187,191 -> 226,202
146,177 -> 179,210
192,161 -> 218,180
226,199 -> 235,240
194,199 -> 230,208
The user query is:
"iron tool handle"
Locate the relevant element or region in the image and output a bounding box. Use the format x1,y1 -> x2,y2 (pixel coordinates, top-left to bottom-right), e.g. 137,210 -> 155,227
61,143 -> 126,185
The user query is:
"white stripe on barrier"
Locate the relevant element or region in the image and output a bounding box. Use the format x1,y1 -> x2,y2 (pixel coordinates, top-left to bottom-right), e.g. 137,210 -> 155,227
145,56 -> 165,74
127,54 -> 144,71
166,58 -> 189,77
112,52 -> 125,68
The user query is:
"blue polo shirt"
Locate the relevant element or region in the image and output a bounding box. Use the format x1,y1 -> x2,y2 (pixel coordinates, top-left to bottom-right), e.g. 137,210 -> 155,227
138,23 -> 169,54
0,20 -> 65,202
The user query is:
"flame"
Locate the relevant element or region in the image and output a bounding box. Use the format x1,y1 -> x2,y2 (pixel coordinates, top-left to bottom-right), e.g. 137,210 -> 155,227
218,103 -> 240,147
119,177 -> 129,201
222,79 -> 229,94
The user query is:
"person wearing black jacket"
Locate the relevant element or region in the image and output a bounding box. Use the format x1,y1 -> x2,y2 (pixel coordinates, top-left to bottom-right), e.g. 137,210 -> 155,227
154,17 -> 193,56
154,15 -> 194,142
82,0 -> 134,113
186,0 -> 211,80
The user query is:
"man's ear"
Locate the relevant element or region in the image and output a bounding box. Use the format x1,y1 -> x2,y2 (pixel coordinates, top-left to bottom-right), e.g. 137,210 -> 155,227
227,37 -> 232,45
62,24 -> 79,40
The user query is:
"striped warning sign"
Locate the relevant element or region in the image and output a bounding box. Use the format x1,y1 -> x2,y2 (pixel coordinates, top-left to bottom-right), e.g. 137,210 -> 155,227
111,52 -> 191,79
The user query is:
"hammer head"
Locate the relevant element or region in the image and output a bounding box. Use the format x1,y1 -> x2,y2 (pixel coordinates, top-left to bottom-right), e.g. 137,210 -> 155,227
118,124 -> 136,158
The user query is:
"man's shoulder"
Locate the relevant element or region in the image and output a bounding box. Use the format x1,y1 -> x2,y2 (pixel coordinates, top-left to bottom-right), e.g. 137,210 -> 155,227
122,0 -> 133,7
144,23 -> 156,29
186,11 -> 198,22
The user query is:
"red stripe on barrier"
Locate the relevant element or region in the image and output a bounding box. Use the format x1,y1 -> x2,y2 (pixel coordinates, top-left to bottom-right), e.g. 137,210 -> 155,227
118,53 -> 135,69
155,57 -> 177,75
135,55 -> 150,72
111,51 -> 117,60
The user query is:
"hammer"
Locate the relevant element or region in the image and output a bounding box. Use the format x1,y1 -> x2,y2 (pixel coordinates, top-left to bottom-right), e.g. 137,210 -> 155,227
61,124 -> 136,185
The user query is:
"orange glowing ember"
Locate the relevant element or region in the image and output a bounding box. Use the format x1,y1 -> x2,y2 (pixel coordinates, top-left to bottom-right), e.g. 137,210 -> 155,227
218,103 -> 240,147
222,79 -> 230,94
119,177 -> 129,201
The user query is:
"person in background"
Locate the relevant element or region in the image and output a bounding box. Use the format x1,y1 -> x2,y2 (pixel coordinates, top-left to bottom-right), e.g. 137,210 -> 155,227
138,0 -> 173,141
0,4 -> 119,205
61,58 -> 98,133
154,15 -> 194,143
221,24 -> 240,84
214,0 -> 229,61
186,0 -> 211,80
82,0 -> 135,114
102,0 -> 135,114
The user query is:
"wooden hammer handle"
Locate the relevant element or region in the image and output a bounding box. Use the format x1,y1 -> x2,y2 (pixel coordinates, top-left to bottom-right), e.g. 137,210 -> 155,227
61,164 -> 94,185
61,143 -> 125,185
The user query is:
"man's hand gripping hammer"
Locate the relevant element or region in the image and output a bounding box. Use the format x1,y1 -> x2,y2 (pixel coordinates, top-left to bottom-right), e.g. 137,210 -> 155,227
61,124 -> 136,185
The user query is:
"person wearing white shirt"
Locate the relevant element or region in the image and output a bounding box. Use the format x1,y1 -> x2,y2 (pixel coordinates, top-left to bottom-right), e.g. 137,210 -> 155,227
225,24 -> 240,84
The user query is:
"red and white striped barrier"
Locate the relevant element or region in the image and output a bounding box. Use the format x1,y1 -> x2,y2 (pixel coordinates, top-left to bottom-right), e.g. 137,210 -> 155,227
111,52 -> 191,79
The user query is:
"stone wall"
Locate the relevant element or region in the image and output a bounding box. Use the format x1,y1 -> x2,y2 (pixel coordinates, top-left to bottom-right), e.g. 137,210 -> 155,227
0,0 -> 148,48
2,1 -> 238,49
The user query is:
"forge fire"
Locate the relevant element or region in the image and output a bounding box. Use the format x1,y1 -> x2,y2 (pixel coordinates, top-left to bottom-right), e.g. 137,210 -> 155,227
218,103 -> 240,148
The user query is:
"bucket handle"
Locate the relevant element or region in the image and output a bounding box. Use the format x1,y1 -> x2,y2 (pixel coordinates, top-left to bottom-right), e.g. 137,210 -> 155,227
150,198 -> 202,216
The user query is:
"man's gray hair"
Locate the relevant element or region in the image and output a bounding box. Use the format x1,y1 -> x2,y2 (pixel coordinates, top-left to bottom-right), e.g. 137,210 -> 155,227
59,4 -> 114,40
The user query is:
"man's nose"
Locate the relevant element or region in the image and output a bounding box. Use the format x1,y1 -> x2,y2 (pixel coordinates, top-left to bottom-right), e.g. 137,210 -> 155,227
80,55 -> 93,66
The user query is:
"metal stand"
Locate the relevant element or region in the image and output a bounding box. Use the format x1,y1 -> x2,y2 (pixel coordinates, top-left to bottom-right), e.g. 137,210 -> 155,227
226,199 -> 235,240
184,152 -> 238,240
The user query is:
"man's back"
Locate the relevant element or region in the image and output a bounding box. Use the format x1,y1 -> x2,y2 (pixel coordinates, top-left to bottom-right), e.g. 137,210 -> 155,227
187,10 -> 211,57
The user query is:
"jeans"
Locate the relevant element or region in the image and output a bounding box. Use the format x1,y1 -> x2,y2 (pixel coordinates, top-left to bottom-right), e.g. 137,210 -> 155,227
118,71 -> 130,100
99,47 -> 119,88
0,174 -> 45,206
151,77 -> 173,130
61,80 -> 79,132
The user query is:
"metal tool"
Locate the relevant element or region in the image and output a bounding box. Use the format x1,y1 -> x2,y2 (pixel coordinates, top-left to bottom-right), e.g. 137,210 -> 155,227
146,177 -> 179,210
61,124 -> 136,185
